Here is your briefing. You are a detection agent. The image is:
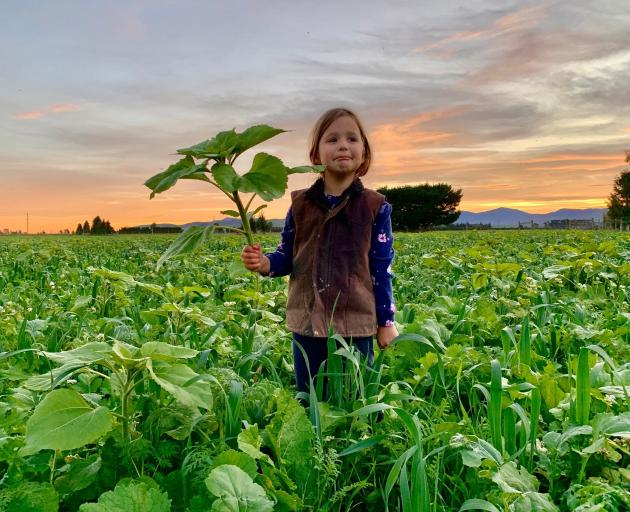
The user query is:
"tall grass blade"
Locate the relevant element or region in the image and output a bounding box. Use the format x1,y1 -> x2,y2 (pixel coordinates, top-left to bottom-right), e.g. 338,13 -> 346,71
519,316 -> 531,367
503,407 -> 516,457
528,387 -> 541,472
489,359 -> 503,452
576,346 -> 591,425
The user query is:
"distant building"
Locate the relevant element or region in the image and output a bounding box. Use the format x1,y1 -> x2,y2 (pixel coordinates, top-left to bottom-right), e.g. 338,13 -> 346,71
544,219 -> 597,229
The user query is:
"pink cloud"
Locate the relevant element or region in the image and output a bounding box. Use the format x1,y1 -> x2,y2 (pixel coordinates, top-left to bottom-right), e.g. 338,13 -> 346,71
11,103 -> 81,120
12,111 -> 45,120
50,103 -> 81,113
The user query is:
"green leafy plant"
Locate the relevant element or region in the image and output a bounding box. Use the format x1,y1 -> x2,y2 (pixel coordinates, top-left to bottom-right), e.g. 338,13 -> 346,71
144,125 -> 323,267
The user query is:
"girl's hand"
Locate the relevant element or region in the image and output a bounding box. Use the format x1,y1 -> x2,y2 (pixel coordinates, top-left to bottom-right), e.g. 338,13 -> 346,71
376,324 -> 399,350
241,244 -> 271,274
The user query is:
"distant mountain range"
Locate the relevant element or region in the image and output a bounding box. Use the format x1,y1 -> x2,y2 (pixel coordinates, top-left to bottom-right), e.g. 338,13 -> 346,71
456,208 -> 607,226
139,207 -> 607,230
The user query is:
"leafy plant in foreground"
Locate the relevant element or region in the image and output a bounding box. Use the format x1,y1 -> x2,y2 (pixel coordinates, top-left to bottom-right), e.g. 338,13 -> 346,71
144,125 -> 322,267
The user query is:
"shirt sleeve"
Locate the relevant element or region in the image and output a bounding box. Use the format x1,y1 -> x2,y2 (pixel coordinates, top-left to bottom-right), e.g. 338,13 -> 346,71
369,201 -> 396,327
264,207 -> 294,277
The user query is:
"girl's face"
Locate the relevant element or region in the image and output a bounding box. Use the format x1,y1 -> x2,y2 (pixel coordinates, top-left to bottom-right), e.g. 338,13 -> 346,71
317,116 -> 365,177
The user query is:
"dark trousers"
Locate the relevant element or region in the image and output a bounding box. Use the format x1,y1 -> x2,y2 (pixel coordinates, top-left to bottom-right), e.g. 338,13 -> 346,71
292,332 -> 374,394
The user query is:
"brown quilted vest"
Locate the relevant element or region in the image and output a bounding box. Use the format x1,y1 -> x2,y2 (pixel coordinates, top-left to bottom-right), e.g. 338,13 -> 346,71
286,179 -> 384,337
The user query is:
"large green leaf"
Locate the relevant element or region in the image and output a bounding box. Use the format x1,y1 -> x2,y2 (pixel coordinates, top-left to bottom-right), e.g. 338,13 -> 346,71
24,362 -> 88,391
232,125 -> 286,157
238,153 -> 288,201
140,342 -> 198,361
205,465 -> 273,512
238,424 -> 274,466
147,360 -> 213,410
20,389 -> 114,456
54,456 -> 102,495
145,156 -> 208,198
177,129 -> 239,159
264,389 -> 316,500
42,342 -> 113,365
459,499 -> 501,512
157,226 -> 215,269
79,480 -> 171,512
0,482 -> 59,512
492,462 -> 538,493
210,449 -> 258,479
211,163 -> 240,193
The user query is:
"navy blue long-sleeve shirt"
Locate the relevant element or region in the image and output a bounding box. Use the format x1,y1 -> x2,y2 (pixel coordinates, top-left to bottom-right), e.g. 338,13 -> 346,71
265,194 -> 396,327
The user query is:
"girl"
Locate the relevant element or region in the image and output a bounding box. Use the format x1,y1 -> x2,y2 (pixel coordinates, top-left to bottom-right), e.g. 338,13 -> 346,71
241,107 -> 398,394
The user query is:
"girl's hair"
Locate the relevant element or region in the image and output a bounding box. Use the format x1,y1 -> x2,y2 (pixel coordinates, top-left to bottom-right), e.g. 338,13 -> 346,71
309,107 -> 372,177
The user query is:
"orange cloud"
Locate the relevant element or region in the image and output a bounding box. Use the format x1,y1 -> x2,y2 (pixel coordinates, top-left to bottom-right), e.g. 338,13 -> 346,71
522,153 -> 621,164
11,103 -> 81,121
12,111 -> 44,120
50,103 -> 81,113
623,127 -> 630,132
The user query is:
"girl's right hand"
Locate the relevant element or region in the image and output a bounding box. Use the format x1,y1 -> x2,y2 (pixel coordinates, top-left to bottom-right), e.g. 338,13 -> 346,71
241,244 -> 271,274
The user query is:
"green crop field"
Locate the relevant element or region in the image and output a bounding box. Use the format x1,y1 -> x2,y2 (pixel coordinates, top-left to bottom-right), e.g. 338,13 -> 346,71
0,230 -> 629,511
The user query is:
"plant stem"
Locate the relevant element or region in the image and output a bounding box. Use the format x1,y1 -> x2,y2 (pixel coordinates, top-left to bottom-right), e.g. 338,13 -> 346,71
233,191 -> 254,246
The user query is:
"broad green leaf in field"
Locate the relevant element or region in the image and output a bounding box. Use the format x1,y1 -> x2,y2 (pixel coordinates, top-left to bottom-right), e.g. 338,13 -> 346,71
264,389 -> 316,500
210,449 -> 258,479
537,363 -> 567,409
542,265 -> 571,279
455,436 -> 504,468
459,499 -> 501,512
42,342 -> 114,365
20,389 -> 114,456
591,412 -> 630,439
221,209 -> 241,218
212,163 -> 240,192
54,455 -> 102,495
147,360 -> 213,410
24,362 -> 88,391
512,493 -> 559,512
238,153 -> 288,201
88,268 -> 163,296
0,481 -> 59,512
238,424 -> 274,466
71,295 -> 92,313
492,461 -> 538,493
232,124 -> 286,157
205,465 -> 274,512
140,342 -> 198,361
145,156 -> 208,198
471,272 -> 488,290
112,340 -> 145,367
177,129 -> 239,158
157,225 -> 216,269
79,480 -> 171,512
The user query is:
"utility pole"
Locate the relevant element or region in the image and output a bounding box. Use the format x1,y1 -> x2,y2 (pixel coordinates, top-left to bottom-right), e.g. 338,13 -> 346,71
26,212 -> 29,234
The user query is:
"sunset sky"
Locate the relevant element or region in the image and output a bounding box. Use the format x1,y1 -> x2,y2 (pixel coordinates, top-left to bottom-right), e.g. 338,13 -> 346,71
2,0 -> 629,233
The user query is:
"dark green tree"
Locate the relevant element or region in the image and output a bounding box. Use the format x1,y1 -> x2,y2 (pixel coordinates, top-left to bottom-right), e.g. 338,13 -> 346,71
377,183 -> 463,231
91,216 -> 103,234
76,223 -> 83,235
251,213 -> 272,233
607,151 -> 630,223
82,220 -> 90,234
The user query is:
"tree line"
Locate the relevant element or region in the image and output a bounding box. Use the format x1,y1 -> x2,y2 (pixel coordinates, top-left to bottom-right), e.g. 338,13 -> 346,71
75,216 -> 115,235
